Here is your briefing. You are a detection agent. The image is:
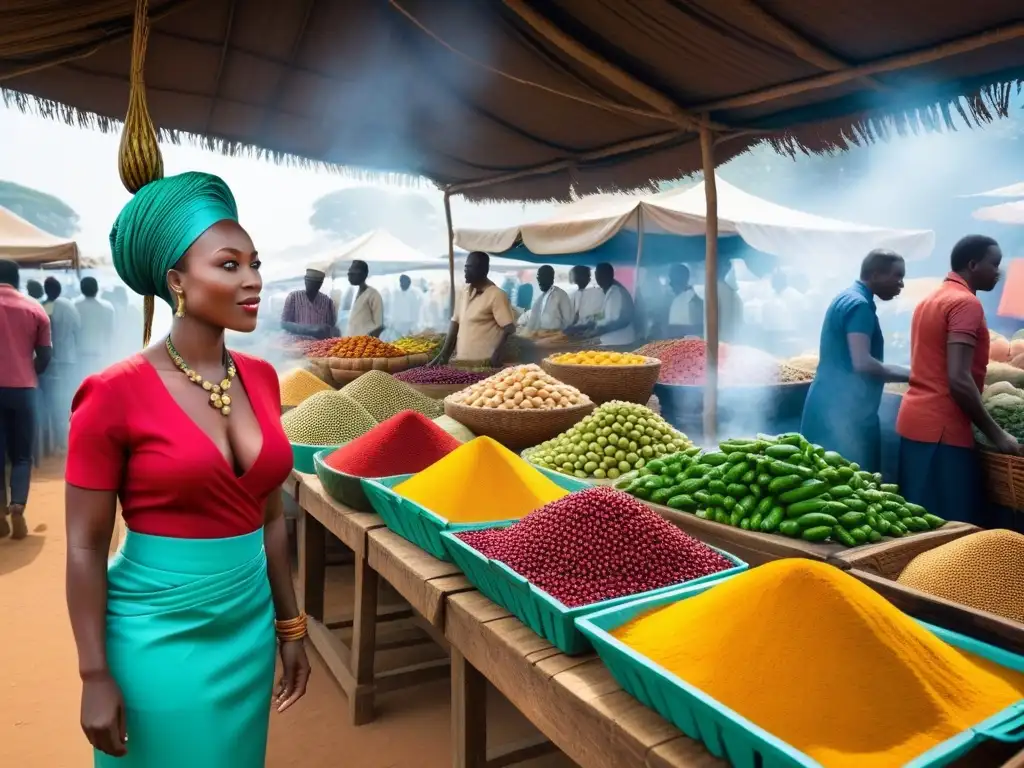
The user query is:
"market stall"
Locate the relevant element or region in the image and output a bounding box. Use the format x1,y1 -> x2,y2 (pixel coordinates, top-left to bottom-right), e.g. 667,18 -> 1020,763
0,203 -> 79,268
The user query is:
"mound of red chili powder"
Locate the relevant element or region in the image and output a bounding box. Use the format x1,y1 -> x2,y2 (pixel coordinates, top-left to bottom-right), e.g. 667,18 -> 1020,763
324,410 -> 461,477
457,487 -> 734,607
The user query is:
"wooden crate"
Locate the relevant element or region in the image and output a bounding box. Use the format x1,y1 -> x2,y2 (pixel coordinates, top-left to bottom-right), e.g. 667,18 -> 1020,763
979,449 -> 1024,510
836,524 -> 1024,653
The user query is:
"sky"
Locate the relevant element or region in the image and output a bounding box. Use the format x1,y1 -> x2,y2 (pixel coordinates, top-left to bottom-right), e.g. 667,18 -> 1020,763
0,103 -> 556,269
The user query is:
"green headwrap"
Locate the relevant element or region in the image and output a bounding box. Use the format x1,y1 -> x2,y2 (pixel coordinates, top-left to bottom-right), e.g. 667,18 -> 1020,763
109,171 -> 239,306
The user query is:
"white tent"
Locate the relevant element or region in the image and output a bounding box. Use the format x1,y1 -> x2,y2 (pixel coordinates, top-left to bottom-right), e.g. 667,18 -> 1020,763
0,204 -> 79,267
261,229 -> 445,285
456,176 -> 935,262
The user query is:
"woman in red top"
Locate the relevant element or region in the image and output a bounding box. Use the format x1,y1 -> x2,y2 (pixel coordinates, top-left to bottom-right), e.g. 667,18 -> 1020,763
896,235 -> 1018,525
64,172 -> 309,767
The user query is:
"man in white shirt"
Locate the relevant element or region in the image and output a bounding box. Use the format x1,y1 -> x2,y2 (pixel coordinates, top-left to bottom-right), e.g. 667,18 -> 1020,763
74,276 -> 115,378
664,263 -> 704,338
527,265 -> 573,332
345,260 -> 385,337
568,265 -> 604,326
388,274 -> 422,338
592,262 -> 636,346
41,277 -> 80,450
716,259 -> 745,343
760,269 -> 808,355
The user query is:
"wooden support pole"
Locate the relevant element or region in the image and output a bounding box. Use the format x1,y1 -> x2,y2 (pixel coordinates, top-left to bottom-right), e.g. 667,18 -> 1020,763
700,125 -> 719,442
444,189 -> 456,318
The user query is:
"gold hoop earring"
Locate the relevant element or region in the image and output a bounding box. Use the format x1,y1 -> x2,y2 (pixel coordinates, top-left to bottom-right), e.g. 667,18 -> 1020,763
174,291 -> 186,318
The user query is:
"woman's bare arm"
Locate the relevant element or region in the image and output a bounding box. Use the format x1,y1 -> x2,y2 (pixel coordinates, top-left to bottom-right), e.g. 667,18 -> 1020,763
263,490 -> 300,621
65,486 -> 117,679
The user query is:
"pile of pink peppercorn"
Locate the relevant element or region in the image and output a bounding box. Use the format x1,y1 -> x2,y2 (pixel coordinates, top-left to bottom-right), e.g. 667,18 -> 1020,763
456,486 -> 734,607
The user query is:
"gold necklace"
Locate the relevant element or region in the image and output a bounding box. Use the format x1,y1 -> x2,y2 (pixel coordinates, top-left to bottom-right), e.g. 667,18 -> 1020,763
165,337 -> 237,416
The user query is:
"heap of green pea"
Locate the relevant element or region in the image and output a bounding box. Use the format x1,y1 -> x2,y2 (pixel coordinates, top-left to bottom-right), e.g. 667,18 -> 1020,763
616,432 -> 946,546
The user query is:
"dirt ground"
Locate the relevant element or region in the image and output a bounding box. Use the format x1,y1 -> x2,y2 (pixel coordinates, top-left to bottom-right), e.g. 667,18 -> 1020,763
0,460 -> 573,767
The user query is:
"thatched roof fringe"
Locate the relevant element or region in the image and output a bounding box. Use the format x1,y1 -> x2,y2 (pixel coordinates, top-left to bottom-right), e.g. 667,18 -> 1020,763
0,87 -> 429,190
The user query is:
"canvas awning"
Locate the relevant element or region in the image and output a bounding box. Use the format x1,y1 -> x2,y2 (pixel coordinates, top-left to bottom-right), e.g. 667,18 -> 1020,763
3,1 -> 1024,201
456,177 -> 934,262
0,203 -> 79,267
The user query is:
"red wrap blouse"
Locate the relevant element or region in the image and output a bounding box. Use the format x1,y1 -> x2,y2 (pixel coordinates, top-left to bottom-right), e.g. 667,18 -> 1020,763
66,352 -> 293,538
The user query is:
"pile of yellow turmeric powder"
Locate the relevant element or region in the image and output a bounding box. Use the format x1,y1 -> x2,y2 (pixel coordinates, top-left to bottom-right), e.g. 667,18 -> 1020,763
393,436 -> 568,523
612,559 -> 1024,767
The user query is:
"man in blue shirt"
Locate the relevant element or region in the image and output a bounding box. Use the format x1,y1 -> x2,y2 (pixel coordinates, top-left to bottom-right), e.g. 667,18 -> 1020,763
800,250 -> 910,472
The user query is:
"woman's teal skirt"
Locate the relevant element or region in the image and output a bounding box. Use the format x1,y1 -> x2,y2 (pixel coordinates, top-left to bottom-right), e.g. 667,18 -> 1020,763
96,529 -> 276,768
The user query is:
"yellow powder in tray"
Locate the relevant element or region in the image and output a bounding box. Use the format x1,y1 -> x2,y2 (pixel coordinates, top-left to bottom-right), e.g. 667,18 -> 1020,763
279,367 -> 332,407
612,559 -> 1024,768
393,436 -> 568,523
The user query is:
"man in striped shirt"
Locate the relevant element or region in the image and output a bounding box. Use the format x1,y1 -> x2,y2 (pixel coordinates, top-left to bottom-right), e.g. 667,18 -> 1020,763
281,268 -> 338,338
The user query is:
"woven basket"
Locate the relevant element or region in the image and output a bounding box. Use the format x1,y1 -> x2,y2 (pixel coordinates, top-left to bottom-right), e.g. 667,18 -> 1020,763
541,356 -> 661,405
407,382 -> 467,400
323,353 -> 430,386
978,449 -> 1024,509
443,399 -> 594,451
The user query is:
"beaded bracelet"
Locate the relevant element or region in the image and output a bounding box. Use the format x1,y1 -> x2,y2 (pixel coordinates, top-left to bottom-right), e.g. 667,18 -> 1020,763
275,613 -> 308,642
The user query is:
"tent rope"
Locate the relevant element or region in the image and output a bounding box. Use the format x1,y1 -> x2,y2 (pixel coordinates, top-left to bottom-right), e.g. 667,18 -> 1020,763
119,0 -> 164,348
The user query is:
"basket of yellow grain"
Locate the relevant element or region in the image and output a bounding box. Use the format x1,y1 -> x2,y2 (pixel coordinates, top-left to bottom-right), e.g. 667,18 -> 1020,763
304,335 -> 430,386
444,364 -> 594,451
541,351 -> 661,405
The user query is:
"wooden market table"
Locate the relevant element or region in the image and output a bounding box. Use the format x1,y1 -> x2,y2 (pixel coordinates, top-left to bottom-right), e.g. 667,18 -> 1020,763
288,473 -> 1024,767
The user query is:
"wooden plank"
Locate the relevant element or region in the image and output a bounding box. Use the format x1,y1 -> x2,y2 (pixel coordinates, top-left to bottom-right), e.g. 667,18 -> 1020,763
487,739 -> 557,768
850,569 -> 1024,654
832,522 -> 979,574
297,507 -> 325,621
299,475 -> 384,556
646,737 -> 726,768
446,592 -> 725,768
452,649 -> 488,768
367,528 -> 464,626
307,617 -> 356,698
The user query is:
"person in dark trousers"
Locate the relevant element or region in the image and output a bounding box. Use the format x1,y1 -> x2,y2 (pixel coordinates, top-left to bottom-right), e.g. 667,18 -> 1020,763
800,250 -> 909,473
897,235 -> 1015,525
0,259 -> 52,539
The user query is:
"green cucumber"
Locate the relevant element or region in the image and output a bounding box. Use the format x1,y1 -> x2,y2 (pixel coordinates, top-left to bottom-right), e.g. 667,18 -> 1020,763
765,444 -> 802,460
779,479 -> 829,504
708,493 -> 726,508
838,511 -> 866,528
882,491 -> 907,505
819,468 -> 840,484
739,495 -> 758,515
796,512 -> 839,528
726,483 -> 748,499
849,527 -> 868,544
739,518 -> 751,530
757,473 -> 773,488
905,516 -> 930,532
666,494 -> 697,511
778,519 -> 802,537
768,474 -> 803,495
822,501 -> 849,517
693,490 -> 711,506
695,508 -> 711,520
749,512 -> 764,531
678,478 -> 707,494
842,497 -> 868,513
832,526 -> 858,547
867,529 -> 882,542
876,518 -> 891,535
786,499 -> 827,518
701,453 -> 729,466
768,461 -> 814,479
725,452 -> 749,464
822,450 -> 846,467
650,488 -> 674,504
905,502 -> 928,516
923,514 -> 946,529
713,509 -> 730,525
723,461 -> 751,483
645,459 -> 666,474
836,467 -> 855,481
755,497 -> 774,517
880,483 -> 900,493
801,525 -> 832,542
740,469 -> 757,485
729,508 -> 745,526
760,506 -> 785,532
829,484 -> 855,498
708,480 -> 728,495
723,496 -> 737,511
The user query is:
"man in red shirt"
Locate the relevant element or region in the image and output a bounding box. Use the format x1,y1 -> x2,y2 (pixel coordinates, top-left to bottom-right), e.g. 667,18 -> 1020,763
896,235 -> 1014,525
0,259 -> 52,539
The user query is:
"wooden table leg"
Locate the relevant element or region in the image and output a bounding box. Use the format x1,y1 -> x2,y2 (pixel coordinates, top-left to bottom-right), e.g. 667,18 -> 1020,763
349,552 -> 379,725
297,507 -> 326,621
451,649 -> 487,768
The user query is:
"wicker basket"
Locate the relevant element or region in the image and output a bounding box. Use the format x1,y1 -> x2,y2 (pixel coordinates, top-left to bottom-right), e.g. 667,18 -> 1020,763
979,449 -> 1024,509
407,382 -> 467,400
541,356 -> 661,405
443,399 -> 594,451
319,353 -> 430,387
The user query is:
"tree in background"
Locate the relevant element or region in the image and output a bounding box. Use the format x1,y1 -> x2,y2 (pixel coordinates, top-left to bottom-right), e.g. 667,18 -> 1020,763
0,180 -> 80,237
309,186 -> 444,252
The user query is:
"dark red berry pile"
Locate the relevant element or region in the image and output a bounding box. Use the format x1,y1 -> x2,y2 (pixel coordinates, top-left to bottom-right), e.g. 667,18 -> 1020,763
457,486 -> 733,607
395,366 -> 493,385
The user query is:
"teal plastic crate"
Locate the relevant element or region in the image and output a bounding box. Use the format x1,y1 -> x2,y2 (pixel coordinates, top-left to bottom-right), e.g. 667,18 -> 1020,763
361,467 -> 589,561
441,525 -> 746,654
291,442 -> 341,474
313,448 -> 407,512
576,578 -> 1024,768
